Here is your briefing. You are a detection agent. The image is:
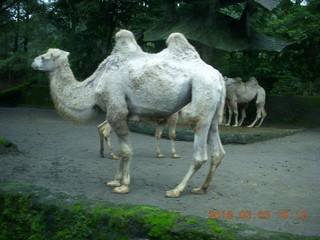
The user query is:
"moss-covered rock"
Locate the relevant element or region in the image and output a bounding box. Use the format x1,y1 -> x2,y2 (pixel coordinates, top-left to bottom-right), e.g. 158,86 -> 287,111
0,182 -> 318,240
0,137 -> 19,154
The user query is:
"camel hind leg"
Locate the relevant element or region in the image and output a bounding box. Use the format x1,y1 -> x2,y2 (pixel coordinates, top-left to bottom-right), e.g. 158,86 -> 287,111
238,103 -> 248,126
257,107 -> 267,127
248,103 -> 267,128
225,100 -> 233,126
165,106 -> 214,198
165,123 -> 210,197
227,100 -> 239,127
167,112 -> 180,158
192,119 -> 225,194
98,120 -> 120,159
155,123 -> 166,158
98,121 -> 106,157
155,112 -> 180,158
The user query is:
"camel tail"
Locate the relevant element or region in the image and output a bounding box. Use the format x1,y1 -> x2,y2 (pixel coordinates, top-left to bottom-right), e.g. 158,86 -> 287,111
217,74 -> 226,125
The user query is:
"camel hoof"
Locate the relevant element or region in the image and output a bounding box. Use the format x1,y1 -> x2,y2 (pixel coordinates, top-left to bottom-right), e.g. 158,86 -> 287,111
111,153 -> 120,160
232,124 -> 238,127
165,189 -> 182,198
172,153 -> 181,158
106,180 -> 121,187
191,187 -> 207,195
157,153 -> 166,158
113,185 -> 130,194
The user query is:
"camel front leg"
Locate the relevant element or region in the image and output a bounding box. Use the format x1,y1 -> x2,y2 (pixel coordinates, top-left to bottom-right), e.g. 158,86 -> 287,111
106,108 -> 132,194
112,135 -> 132,194
107,134 -> 132,194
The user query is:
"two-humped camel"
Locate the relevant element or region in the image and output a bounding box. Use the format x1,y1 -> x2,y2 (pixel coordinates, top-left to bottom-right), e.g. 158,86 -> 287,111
225,77 -> 267,127
31,29 -> 226,198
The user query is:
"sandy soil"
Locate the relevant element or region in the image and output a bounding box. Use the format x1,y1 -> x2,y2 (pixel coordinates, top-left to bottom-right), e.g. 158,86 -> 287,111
0,107 -> 319,236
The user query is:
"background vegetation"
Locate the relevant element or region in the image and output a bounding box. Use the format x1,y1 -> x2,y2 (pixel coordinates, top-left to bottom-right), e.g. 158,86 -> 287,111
0,0 -> 319,96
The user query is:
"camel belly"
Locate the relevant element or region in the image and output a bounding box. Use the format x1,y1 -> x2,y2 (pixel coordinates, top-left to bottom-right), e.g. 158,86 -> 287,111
126,80 -> 191,119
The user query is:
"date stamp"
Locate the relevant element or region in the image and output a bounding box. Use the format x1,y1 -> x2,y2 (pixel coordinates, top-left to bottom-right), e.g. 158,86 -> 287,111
208,210 -> 308,220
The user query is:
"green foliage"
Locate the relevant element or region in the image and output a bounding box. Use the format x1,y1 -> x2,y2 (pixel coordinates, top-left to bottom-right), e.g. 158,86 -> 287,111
219,2 -> 246,20
0,194 -> 48,240
0,0 -> 319,96
1,185 -> 318,240
0,194 -> 108,240
251,0 -> 320,42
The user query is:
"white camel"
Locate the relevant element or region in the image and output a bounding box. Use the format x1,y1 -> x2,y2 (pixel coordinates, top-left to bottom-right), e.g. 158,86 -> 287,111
98,110 -> 181,159
32,29 -> 226,198
225,77 -> 267,127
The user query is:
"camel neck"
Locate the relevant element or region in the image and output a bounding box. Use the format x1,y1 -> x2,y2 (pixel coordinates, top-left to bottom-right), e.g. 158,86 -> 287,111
48,64 -> 97,123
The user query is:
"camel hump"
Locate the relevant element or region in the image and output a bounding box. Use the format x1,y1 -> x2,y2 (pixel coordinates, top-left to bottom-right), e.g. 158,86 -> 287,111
166,33 -> 200,60
234,77 -> 242,84
247,77 -> 259,87
112,29 -> 143,56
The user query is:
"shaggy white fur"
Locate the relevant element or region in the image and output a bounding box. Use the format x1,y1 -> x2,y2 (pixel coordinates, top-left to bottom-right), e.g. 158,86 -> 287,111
32,29 -> 226,198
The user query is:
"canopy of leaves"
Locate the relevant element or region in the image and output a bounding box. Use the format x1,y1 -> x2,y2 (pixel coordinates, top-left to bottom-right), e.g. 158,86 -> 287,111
250,0 -> 320,42
0,0 -> 319,95
144,0 -> 291,52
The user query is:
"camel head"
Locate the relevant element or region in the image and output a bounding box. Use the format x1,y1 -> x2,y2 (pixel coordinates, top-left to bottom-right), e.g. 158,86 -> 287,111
32,48 -> 70,72
224,76 -> 242,86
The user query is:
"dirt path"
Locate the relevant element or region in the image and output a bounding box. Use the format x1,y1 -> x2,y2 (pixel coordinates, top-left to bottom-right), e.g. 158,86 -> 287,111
0,107 -> 319,236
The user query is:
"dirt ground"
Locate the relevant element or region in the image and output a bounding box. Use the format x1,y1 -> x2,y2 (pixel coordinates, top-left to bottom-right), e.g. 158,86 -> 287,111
0,107 -> 319,237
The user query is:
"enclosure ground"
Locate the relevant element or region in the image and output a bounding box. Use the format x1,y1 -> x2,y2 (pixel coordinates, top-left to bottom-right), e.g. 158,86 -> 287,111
0,107 -> 319,236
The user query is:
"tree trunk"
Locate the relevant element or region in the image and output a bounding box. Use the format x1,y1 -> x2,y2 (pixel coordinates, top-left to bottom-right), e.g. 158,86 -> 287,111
23,10 -> 30,52
164,0 -> 178,22
205,0 -> 220,25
